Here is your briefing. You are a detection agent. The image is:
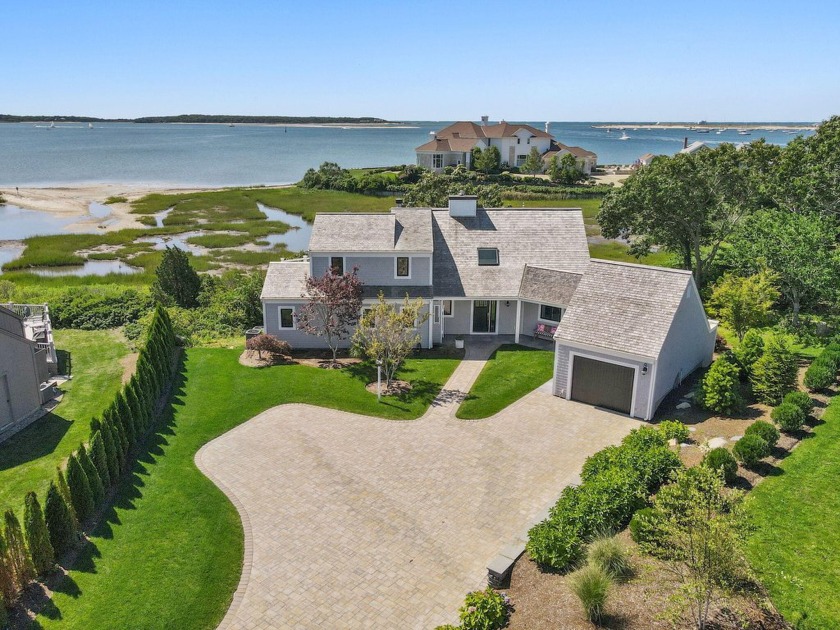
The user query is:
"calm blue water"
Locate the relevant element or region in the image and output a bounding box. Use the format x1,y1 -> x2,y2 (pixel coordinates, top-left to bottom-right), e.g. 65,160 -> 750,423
0,121 -> 814,187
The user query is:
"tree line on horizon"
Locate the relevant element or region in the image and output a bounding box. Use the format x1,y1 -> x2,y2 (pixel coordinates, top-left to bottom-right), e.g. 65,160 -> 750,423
0,114 -> 389,124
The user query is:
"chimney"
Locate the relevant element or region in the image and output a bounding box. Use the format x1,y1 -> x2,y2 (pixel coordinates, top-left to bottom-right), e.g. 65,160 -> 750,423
545,121 -> 550,134
448,194 -> 478,217
684,137 -> 688,149
480,115 -> 489,126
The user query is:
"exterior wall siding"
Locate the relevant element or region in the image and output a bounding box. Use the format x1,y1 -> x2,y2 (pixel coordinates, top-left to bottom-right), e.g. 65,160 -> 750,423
311,255 -> 432,287
553,342 -> 652,420
652,285 -> 716,412
0,332 -> 42,429
497,300 -> 517,334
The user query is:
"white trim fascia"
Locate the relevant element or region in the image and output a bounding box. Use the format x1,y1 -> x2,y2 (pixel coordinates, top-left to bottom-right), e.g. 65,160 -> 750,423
566,350 -> 641,419
309,250 -> 433,257
514,299 -> 522,343
645,360 -> 658,421
554,339 -> 655,364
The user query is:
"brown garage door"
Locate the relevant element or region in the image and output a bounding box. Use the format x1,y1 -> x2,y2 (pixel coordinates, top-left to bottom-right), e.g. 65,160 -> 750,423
570,356 -> 635,414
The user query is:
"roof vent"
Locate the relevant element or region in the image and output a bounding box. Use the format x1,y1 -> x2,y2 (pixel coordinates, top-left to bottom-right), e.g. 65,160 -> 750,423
448,194 -> 478,217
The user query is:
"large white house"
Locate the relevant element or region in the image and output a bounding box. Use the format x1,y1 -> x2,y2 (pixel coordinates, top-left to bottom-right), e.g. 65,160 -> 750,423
415,120 -> 597,174
260,196 -> 716,420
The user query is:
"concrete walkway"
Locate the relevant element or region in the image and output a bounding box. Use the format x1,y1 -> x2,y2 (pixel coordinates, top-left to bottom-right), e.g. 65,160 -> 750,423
196,342 -> 641,629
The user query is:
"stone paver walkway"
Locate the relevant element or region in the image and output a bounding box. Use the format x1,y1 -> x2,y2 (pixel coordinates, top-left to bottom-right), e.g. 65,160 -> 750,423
196,342 -> 641,629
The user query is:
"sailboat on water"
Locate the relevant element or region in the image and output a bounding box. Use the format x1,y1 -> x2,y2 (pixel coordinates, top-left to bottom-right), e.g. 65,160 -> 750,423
88,123 -> 94,129
619,131 -> 630,140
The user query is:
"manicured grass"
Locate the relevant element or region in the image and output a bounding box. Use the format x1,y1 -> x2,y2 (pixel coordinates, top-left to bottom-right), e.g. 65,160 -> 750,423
39,347 -> 460,628
0,330 -> 130,515
456,344 -> 555,419
744,395 -> 840,629
510,197 -> 602,221
588,241 -> 676,267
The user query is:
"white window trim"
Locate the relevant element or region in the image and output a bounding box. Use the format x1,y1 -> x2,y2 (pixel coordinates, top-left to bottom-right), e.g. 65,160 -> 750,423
470,299 -> 499,335
278,306 -> 295,329
538,304 -> 563,324
432,153 -> 444,169
394,256 -> 411,279
442,299 -> 454,317
329,256 -> 345,275
433,303 -> 441,324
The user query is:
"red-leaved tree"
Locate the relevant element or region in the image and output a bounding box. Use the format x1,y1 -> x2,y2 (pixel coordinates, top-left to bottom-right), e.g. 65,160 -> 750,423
296,267 -> 363,364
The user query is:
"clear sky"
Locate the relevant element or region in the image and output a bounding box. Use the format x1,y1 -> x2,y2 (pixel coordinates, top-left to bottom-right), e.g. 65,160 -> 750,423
3,0 -> 838,122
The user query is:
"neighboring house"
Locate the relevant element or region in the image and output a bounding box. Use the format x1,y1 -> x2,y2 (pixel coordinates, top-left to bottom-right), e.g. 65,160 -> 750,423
0,304 -> 58,435
415,120 -> 597,173
542,141 -> 598,175
637,152 -> 657,167
261,196 -> 716,420
679,140 -> 710,154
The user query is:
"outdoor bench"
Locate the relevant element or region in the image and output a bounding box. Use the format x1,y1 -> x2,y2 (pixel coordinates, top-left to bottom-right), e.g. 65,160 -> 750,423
533,323 -> 557,341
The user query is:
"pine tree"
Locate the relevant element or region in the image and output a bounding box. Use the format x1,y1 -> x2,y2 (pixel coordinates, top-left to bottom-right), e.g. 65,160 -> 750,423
23,492 -> 54,576
102,418 -> 123,476
66,455 -> 94,523
45,481 -> 77,557
152,246 -> 201,308
90,430 -> 112,488
78,445 -> 105,508
114,392 -> 136,446
4,510 -> 35,589
0,529 -> 16,608
56,468 -> 80,532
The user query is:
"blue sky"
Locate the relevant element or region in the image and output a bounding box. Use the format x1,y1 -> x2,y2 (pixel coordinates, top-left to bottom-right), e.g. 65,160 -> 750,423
3,0 -> 838,121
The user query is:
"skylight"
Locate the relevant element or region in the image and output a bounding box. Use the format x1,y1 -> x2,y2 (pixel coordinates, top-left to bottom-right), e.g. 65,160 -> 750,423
478,248 -> 499,266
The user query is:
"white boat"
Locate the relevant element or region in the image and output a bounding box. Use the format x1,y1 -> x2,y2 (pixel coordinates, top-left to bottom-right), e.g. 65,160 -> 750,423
738,129 -> 751,135
88,123 -> 93,129
228,123 -> 235,127
49,122 -> 55,129
619,131 -> 630,140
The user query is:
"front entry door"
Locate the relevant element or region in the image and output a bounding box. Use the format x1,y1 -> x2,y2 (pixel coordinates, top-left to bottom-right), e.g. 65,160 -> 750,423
472,300 -> 497,333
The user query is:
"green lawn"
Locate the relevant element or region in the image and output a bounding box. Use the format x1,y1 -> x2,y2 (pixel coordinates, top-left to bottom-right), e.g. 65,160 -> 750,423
456,344 -> 554,419
744,395 -> 840,629
39,347 -> 460,629
0,329 -> 129,516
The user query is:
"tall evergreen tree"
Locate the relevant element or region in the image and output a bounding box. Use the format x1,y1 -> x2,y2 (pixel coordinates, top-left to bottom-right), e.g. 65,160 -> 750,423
113,392 -> 136,445
4,510 -> 35,589
103,417 -> 124,474
23,492 -> 54,576
89,430 -> 111,488
152,245 -> 201,308
56,468 -> 79,531
0,590 -> 7,628
66,455 -> 94,523
0,529 -> 16,608
44,481 -> 77,557
78,445 -> 105,508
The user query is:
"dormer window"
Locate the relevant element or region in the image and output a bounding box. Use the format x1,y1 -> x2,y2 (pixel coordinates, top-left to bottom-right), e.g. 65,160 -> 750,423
478,248 -> 499,266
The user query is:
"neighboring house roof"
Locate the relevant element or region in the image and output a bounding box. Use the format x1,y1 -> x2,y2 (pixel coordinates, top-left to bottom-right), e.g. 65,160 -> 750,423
542,141 -> 598,161
415,137 -> 481,153
416,121 -> 553,152
518,266 -> 583,306
679,141 -> 709,154
639,152 -> 656,160
431,208 -> 590,298
260,260 -> 309,300
554,260 -> 696,358
309,208 -> 433,253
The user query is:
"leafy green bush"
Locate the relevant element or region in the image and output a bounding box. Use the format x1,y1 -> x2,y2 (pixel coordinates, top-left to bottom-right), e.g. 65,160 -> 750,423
698,357 -> 743,414
50,287 -> 151,329
745,420 -> 780,447
569,564 -> 611,623
658,419 -> 690,443
458,587 -> 510,630
525,519 -> 583,569
629,507 -> 661,547
782,391 -> 814,416
772,402 -> 806,433
803,360 -> 835,391
702,447 -> 739,485
733,329 -> 765,375
587,535 -> 632,580
565,468 -> 647,536
732,434 -> 770,468
750,334 -> 798,404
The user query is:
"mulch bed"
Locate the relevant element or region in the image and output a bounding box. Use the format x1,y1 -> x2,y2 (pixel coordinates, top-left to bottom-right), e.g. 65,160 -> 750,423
238,349 -> 361,369
364,380 -> 412,396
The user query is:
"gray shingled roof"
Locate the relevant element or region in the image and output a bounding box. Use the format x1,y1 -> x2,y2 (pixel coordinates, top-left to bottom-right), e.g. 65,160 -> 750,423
260,260 -> 309,299
431,208 -> 590,298
554,260 -> 695,358
518,266 -> 582,305
308,208 -> 432,253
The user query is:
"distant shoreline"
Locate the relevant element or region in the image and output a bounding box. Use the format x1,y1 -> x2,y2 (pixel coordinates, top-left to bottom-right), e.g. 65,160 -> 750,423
591,123 -> 817,131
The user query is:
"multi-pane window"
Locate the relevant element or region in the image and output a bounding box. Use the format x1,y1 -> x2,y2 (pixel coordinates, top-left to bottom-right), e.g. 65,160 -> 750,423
540,304 -> 562,322
432,154 -> 443,168
396,256 -> 410,277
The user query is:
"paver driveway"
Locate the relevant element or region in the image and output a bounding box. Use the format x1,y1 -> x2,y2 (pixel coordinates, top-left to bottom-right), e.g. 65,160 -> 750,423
197,350 -> 641,629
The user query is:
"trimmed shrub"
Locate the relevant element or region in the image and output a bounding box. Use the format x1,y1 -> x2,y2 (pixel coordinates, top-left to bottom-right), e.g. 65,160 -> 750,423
658,419 -> 690,443
629,507 -> 663,548
587,535 -> 632,580
745,420 -> 780,447
804,360 -> 835,391
702,447 -> 739,485
246,333 -> 291,359
78,445 -> 105,508
569,563 -> 611,624
44,481 -> 77,557
782,391 -> 814,416
772,402 -> 807,433
526,519 -> 583,569
750,334 -> 798,404
4,510 -> 35,590
458,587 -> 510,630
733,329 -> 765,375
24,492 -> 54,576
733,434 -> 771,468
566,468 -> 647,536
622,426 -> 668,451
66,454 -> 94,522
698,357 -> 743,414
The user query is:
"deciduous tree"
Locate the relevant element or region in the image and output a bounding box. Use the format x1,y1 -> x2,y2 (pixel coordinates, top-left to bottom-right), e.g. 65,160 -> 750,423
708,270 -> 779,341
297,268 -> 363,363
473,145 -> 501,173
352,293 -> 429,387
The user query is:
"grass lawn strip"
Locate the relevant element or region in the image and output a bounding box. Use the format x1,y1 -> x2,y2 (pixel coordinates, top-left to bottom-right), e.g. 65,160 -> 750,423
456,344 -> 555,419
744,395 -> 840,628
39,348 -> 460,629
0,329 -> 129,516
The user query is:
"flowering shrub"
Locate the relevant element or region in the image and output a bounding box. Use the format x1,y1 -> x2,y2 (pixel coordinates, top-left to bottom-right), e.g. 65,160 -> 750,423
458,588 -> 511,630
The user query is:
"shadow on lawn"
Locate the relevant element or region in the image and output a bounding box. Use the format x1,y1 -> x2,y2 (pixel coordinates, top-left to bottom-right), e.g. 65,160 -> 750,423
345,360 -> 448,413
0,411 -> 73,472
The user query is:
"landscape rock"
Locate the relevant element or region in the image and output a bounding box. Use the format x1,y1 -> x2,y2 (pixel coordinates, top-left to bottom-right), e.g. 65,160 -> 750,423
676,402 -> 691,410
707,437 -> 728,449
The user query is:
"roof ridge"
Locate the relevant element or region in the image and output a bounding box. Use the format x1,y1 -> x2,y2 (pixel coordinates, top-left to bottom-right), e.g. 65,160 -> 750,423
589,258 -> 693,276
524,264 -> 584,275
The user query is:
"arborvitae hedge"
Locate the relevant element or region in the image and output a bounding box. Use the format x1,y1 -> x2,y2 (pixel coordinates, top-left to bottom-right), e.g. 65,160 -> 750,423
44,481 -> 77,557
24,492 -> 54,576
4,511 -> 35,590
56,469 -> 80,532
78,445 -> 105,508
102,418 -> 122,475
89,430 -> 111,489
66,454 -> 94,522
0,529 -> 16,606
